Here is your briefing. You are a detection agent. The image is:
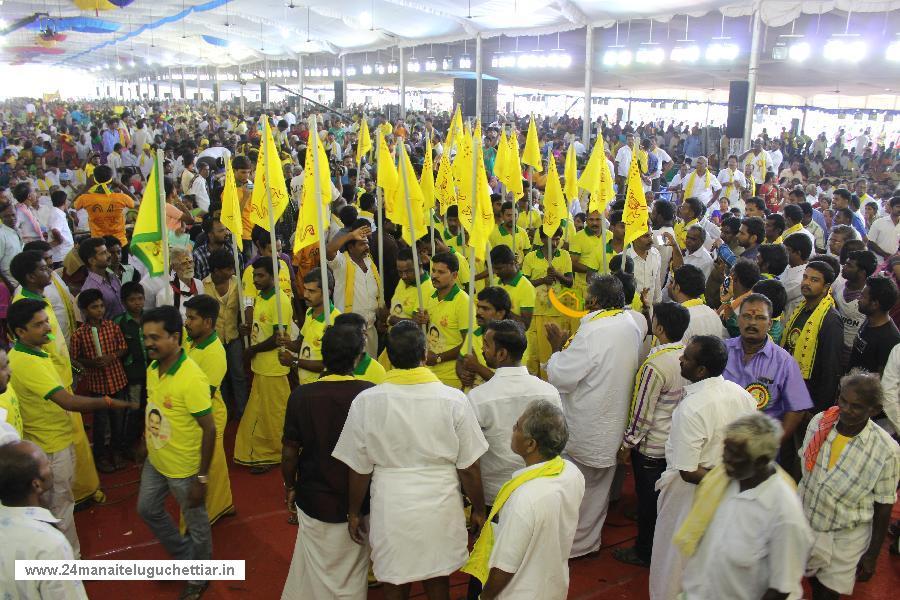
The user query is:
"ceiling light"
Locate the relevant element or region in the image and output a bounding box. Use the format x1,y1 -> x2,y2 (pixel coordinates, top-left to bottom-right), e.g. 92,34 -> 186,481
547,50 -> 571,68
788,42 -> 810,62
885,40 -> 900,62
128,59 -> 136,68
303,67 -> 310,77
824,39 -> 866,62
671,45 -> 700,63
424,56 -> 437,71
374,61 -> 385,75
387,60 -> 398,74
458,54 -> 471,69
346,65 -> 357,76
442,56 -> 453,70
636,47 -> 665,65
705,42 -> 739,62
603,49 -> 631,67
362,63 -> 373,75
406,57 -> 420,72
331,66 -> 341,76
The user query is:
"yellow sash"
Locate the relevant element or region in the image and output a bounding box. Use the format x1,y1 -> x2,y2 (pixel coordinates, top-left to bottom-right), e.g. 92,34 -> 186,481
673,463 -> 795,557
781,293 -> 835,379
684,169 -> 711,195
382,366 -> 440,385
674,218 -> 698,249
318,374 -> 356,383
344,254 -> 382,313
51,274 -> 77,338
562,308 -> 623,350
461,455 -> 566,584
783,223 -> 804,238
681,296 -> 705,308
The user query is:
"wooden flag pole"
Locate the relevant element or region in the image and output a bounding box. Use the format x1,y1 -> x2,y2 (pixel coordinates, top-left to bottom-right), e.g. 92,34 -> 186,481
156,149 -> 170,280
398,144 -> 426,331
261,119 -> 284,329
309,115 -> 333,325
467,129 -> 479,355
375,129 -> 385,306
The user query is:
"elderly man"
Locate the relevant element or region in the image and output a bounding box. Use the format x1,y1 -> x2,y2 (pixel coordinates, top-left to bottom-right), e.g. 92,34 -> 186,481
472,400 -> 585,600
157,246 -> 205,317
680,157 -> 722,214
680,413 -> 813,600
800,372 -> 900,600
718,154 -> 749,213
649,335 -> 757,600
0,440 -> 89,600
333,321 -> 487,599
545,275 -> 642,557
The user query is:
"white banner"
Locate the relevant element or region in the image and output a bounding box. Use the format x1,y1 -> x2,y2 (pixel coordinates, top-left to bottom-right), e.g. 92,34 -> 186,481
15,560 -> 245,581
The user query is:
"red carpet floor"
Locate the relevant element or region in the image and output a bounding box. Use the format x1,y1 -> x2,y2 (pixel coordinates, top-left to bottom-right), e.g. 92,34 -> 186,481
77,421 -> 899,599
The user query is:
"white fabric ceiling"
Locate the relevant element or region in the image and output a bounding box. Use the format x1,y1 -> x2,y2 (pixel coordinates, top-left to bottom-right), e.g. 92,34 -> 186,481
1,1 -> 900,96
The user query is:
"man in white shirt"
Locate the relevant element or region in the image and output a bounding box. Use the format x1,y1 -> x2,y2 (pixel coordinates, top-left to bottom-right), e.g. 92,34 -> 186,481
670,226 -> 715,283
467,320 -> 562,506
649,336 -> 757,600
188,162 -> 212,214
668,265 -> 726,340
867,196 -> 900,259
740,140 -> 773,184
106,143 -> 124,182
626,231 -> 662,307
680,157 -> 722,214
0,440 -> 89,600
477,400 -> 585,600
780,233 -> 813,320
545,275 -> 641,557
649,138 -> 673,192
717,155 -> 748,213
681,413 -> 813,600
333,322 -> 488,598
615,133 -> 636,188
768,139 -> 784,175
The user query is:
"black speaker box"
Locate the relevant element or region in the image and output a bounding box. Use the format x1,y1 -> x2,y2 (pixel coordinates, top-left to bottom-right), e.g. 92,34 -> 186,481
726,80 -> 749,138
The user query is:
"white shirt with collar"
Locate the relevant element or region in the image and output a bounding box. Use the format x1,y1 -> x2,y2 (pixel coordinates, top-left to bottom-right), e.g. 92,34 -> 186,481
681,169 -> 722,209
626,246 -> 662,306
682,303 -> 728,342
683,246 -> 714,282
0,223 -> 23,283
614,144 -> 633,177
867,215 -> 900,256
717,168 -> 747,209
779,263 -> 806,321
329,251 -> 381,326
468,366 -> 562,504
488,459 -> 586,600
0,505 -> 89,600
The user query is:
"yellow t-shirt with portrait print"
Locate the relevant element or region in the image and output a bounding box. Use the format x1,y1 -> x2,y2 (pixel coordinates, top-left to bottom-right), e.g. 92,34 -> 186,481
298,305 -> 341,384
186,332 -> 228,433
0,384 -> 24,437
499,271 -> 536,318
353,353 -> 387,384
424,284 -> 470,384
8,343 -> 72,454
145,351 -> 213,479
522,248 -> 575,316
12,288 -> 73,389
251,288 -> 295,377
241,258 -> 294,301
390,274 -> 434,320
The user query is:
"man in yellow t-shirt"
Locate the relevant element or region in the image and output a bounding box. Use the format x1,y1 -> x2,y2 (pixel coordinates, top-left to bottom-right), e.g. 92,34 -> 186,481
138,305 -> 216,598
184,295 -> 234,526
235,260 -> 294,472
334,312 -> 387,384
522,228 -> 575,378
441,205 -> 466,253
490,244 -> 535,331
569,210 -> 611,331
415,252 -> 470,389
280,268 -> 341,385
8,299 -> 130,558
0,348 -> 23,436
489,201 -> 532,266
387,247 -> 434,325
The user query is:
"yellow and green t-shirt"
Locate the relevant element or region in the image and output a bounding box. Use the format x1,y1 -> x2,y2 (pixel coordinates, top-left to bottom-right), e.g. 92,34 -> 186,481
425,284 -> 470,380
353,353 -> 386,384
13,288 -> 73,389
530,218 -> 577,247
517,209 -> 543,231
9,342 -> 72,454
442,227 -> 465,253
251,288 -> 295,377
186,331 -> 228,432
489,224 -> 532,265
568,228 -> 609,289
499,271 -> 536,318
0,384 -> 24,437
298,305 -> 342,384
522,248 -> 574,316
390,273 -> 434,320
242,257 -> 294,301
145,350 -> 213,479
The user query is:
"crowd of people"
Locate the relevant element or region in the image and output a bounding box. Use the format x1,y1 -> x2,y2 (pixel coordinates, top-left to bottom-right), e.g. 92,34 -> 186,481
0,96 -> 899,600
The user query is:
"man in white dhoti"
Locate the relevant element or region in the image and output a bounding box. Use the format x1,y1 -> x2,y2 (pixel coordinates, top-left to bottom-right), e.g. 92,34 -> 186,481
649,335 -> 757,600
281,325 -> 374,600
333,321 -> 488,600
544,275 -> 642,558
475,400 -> 585,600
680,413 -> 813,600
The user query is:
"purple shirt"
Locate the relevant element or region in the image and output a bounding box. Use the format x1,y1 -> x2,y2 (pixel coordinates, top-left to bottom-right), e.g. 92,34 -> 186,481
722,336 -> 813,419
80,270 -> 124,320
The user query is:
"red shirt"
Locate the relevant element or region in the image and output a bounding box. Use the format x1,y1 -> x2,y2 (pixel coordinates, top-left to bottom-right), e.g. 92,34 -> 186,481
70,320 -> 128,395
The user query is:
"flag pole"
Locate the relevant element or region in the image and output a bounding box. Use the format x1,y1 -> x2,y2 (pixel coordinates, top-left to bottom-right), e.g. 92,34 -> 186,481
309,115 -> 333,325
546,148 -> 554,264
467,128 -> 479,355
156,149 -> 169,279
261,119 -> 284,329
399,143 -> 426,331
375,129 -> 385,306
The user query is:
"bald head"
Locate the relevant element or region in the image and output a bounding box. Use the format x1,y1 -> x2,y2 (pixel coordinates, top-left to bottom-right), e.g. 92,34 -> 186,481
0,440 -> 51,506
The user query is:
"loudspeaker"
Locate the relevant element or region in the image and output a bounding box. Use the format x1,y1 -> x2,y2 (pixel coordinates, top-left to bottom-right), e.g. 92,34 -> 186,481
726,80 -> 749,138
334,80 -> 344,107
790,118 -> 800,136
453,78 -> 498,123
616,107 -> 624,123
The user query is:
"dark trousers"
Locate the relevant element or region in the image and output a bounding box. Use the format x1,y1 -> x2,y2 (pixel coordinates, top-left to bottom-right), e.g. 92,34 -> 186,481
632,449 -> 667,563
92,389 -> 125,457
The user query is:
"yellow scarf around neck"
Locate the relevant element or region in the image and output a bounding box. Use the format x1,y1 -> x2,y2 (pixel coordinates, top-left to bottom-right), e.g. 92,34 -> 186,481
344,253 -> 382,312
382,366 -> 439,385
461,455 -> 566,584
681,296 -> 705,308
685,169 -> 711,195
674,218 -> 699,249
781,293 -> 835,379
783,222 -> 804,238
673,463 -> 796,557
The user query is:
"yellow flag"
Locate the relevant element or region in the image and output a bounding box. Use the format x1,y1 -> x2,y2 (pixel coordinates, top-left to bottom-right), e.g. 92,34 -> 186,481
453,126 -> 475,234
521,116 -> 543,171
356,117 -> 372,164
390,143 -> 428,246
434,151 -> 457,216
579,135 -> 615,214
420,135 -> 435,215
376,135 -> 399,220
543,154 -> 566,237
131,155 -> 165,277
623,143 -> 649,248
563,144 -> 578,206
506,131 -> 524,199
468,132 -> 495,262
294,129 -> 332,253
249,120 -> 290,231
445,105 -> 464,151
219,158 -> 243,242
495,129 -> 509,185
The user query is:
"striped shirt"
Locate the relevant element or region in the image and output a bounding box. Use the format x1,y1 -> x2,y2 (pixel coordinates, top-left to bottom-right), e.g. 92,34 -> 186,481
622,342 -> 687,458
799,414 -> 900,532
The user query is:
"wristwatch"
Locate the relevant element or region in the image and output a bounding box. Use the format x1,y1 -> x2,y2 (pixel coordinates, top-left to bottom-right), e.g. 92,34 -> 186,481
436,355 -> 443,364
197,474 -> 209,484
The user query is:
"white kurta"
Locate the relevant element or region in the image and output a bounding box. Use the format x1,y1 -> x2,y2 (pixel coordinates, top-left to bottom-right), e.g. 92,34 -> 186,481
779,264 -> 806,322
329,251 -> 380,328
489,460 -> 585,600
680,170 -> 722,211
716,168 -> 747,211
649,376 -> 757,600
681,304 -> 727,343
681,474 -> 813,600
627,247 -> 663,307
682,247 -> 714,282
332,377 -> 488,585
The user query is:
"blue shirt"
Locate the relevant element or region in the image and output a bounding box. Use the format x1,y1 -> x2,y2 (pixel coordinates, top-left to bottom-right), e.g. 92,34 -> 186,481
101,129 -> 119,154
850,212 -> 867,239
811,207 -> 827,235
722,336 -> 813,419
